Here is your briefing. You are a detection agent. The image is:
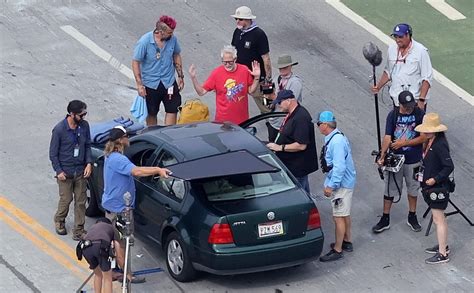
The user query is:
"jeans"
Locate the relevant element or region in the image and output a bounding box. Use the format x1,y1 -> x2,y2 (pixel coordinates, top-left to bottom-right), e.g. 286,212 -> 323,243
295,175 -> 310,194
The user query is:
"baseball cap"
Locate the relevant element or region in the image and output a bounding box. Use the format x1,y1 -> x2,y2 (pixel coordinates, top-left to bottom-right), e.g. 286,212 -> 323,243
108,125 -> 127,141
398,90 -> 416,106
313,111 -> 336,124
391,23 -> 410,37
157,15 -> 177,29
272,89 -> 295,105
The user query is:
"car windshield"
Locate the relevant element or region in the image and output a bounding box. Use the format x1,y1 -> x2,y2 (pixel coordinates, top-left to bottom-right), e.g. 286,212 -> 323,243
193,154 -> 296,202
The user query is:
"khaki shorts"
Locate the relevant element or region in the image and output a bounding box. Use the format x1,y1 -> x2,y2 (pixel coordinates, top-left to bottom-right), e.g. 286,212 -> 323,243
331,188 -> 353,217
384,162 -> 421,197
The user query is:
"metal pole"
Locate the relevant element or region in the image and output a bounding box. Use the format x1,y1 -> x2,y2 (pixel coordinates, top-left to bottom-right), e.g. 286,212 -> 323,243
372,65 -> 382,151
122,192 -> 132,293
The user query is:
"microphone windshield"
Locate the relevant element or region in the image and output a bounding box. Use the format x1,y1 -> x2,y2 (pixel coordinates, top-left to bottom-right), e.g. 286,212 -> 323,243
363,42 -> 383,66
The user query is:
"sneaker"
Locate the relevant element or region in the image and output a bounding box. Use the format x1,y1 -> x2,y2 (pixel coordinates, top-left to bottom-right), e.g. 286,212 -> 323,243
425,252 -> 450,264
330,241 -> 353,252
55,222 -> 67,235
407,215 -> 422,232
319,249 -> 343,262
372,217 -> 390,233
425,244 -> 450,255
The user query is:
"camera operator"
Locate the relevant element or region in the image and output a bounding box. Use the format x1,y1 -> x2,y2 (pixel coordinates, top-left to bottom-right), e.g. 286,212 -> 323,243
266,54 -> 303,142
415,113 -> 454,264
230,6 -> 273,114
372,91 -> 426,234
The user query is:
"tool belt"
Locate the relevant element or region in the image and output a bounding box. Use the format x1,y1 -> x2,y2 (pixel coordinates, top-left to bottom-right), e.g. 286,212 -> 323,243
76,239 -> 114,261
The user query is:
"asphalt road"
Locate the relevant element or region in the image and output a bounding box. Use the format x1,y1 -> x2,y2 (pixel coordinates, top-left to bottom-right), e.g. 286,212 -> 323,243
1,0 -> 473,292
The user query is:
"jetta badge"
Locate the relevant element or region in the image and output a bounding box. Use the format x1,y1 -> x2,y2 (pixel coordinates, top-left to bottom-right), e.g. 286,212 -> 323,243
267,212 -> 275,220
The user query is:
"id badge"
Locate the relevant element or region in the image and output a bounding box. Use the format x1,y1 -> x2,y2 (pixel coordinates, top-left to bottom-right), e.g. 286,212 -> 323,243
73,146 -> 80,157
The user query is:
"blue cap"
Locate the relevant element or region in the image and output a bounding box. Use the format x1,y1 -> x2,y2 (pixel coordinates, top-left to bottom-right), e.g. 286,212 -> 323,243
313,111 -> 336,124
391,24 -> 410,37
272,89 -> 295,105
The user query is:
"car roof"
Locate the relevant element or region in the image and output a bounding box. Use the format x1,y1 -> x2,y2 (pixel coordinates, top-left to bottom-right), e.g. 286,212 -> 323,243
141,122 -> 270,160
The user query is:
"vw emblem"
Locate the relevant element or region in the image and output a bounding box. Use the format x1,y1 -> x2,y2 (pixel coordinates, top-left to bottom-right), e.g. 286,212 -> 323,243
267,212 -> 275,220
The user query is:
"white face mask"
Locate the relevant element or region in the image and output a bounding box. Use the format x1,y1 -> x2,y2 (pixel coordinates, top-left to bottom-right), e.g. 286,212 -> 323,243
237,25 -> 244,30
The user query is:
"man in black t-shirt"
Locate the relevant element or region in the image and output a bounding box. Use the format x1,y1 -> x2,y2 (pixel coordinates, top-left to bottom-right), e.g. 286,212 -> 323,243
231,6 -> 272,113
372,91 -> 426,234
266,90 -> 318,193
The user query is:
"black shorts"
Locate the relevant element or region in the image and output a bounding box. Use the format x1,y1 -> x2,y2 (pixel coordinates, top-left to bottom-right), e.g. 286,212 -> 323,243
82,243 -> 111,272
145,81 -> 181,115
423,193 -> 449,210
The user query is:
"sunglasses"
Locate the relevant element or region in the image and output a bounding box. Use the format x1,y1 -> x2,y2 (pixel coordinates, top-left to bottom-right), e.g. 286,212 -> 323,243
222,60 -> 235,65
234,18 -> 245,21
393,35 -> 406,39
77,112 -> 87,118
317,122 -> 324,127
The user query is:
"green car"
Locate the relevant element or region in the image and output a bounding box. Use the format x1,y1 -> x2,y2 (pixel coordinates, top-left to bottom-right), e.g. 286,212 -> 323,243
87,113 -> 324,282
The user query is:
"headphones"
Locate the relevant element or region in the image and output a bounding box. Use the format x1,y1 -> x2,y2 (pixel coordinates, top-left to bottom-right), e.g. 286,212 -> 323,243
396,23 -> 412,37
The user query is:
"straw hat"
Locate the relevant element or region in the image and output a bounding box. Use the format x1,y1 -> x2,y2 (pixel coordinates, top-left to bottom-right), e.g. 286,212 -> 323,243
230,6 -> 256,20
415,113 -> 448,133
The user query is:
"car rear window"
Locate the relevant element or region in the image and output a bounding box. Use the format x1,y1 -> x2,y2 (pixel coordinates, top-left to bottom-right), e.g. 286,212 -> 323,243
192,154 -> 296,202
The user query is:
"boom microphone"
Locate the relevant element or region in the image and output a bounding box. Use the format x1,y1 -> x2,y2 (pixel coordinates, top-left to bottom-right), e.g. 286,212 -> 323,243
363,42 -> 383,67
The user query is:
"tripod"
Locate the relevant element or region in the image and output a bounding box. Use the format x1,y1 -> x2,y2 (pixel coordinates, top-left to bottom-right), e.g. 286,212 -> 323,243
423,197 -> 474,236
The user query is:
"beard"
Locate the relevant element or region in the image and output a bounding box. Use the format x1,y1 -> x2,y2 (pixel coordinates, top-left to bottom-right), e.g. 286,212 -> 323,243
161,36 -> 172,41
237,25 -> 244,30
73,116 -> 82,125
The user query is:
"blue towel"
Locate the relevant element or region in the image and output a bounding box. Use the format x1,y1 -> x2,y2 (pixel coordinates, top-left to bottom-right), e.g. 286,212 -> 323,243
90,117 -> 145,144
130,96 -> 148,123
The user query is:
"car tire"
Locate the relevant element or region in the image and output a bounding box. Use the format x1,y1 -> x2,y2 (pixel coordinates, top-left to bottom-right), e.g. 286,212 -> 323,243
85,182 -> 102,217
165,231 -> 197,282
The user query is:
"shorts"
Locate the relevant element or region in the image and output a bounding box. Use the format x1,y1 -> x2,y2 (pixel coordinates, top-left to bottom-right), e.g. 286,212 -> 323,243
384,162 -> 421,198
331,188 -> 353,217
105,210 -> 134,244
82,242 -> 111,271
145,81 -> 182,115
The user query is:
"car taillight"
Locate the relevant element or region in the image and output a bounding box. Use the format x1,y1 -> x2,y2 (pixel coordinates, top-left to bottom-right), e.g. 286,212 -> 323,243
208,223 -> 234,244
307,207 -> 321,230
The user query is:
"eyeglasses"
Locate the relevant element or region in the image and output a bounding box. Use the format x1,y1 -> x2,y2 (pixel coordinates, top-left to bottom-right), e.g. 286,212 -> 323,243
222,60 -> 235,65
234,18 -> 245,21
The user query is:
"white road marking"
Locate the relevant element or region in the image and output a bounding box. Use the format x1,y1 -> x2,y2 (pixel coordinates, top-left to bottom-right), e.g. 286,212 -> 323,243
60,25 -> 134,80
426,0 -> 466,20
326,0 -> 474,106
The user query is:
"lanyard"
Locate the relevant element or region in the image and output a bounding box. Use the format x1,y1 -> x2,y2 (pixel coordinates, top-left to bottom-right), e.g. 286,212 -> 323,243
275,106 -> 298,143
396,41 -> 412,64
423,138 -> 434,159
64,118 -> 81,146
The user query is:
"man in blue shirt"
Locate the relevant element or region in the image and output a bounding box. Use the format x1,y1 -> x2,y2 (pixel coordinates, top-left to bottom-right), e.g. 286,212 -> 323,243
132,15 -> 185,126
49,100 -> 92,240
315,111 -> 356,262
101,126 -> 170,283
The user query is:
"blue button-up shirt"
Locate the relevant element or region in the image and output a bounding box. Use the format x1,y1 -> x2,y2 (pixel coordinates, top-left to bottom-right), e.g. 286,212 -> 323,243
49,117 -> 92,176
133,31 -> 181,89
323,128 -> 356,189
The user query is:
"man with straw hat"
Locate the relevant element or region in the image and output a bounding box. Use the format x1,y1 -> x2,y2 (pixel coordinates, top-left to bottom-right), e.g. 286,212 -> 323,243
266,54 -> 303,142
415,113 -> 454,264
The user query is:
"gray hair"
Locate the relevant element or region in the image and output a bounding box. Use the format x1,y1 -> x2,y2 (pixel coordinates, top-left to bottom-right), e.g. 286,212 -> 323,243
327,121 -> 337,129
220,45 -> 238,59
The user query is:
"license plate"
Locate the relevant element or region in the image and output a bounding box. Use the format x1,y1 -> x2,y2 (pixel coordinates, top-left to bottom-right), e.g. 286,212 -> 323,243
258,221 -> 284,238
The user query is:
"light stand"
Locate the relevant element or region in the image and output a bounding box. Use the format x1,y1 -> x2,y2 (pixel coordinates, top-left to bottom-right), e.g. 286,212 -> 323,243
122,192 -> 132,293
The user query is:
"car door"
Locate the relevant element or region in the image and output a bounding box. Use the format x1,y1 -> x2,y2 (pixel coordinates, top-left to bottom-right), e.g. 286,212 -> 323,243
135,147 -> 186,243
239,112 -> 287,143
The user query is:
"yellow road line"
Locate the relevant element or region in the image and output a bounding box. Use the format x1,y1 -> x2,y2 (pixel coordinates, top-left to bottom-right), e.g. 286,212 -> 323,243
0,211 -> 89,279
0,196 -> 89,271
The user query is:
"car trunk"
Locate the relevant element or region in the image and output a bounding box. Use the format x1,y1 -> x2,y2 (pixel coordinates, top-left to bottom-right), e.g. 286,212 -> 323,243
210,189 -> 313,246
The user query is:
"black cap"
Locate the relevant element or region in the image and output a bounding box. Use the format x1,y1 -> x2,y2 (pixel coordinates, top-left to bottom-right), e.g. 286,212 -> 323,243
272,89 -> 295,105
108,126 -> 127,141
398,90 -> 416,106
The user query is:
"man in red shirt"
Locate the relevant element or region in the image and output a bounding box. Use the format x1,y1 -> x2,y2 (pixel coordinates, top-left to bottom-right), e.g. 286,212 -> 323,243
188,45 -> 261,124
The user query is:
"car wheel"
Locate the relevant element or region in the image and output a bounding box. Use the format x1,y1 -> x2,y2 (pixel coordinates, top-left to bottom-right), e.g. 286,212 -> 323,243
165,232 -> 197,282
85,182 -> 102,217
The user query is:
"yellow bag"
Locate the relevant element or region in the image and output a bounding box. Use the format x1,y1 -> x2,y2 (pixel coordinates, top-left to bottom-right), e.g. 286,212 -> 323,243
177,99 -> 210,124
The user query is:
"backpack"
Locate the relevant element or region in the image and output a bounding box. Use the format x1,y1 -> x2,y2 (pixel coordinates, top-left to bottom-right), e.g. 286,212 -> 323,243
177,99 -> 210,124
